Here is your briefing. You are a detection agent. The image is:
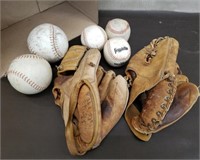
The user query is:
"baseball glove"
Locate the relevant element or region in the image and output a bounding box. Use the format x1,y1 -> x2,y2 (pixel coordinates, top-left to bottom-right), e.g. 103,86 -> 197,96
52,45 -> 129,155
131,74 -> 199,135
125,36 -> 199,141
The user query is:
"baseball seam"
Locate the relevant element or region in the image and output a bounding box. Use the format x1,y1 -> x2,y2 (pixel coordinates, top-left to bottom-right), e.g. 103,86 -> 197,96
50,25 -> 62,59
7,70 -> 45,91
107,40 -> 129,62
16,54 -> 44,60
28,39 -> 39,55
107,21 -> 129,34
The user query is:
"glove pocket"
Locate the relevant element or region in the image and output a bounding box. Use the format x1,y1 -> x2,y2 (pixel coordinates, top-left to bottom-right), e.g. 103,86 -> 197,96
155,82 -> 199,132
66,79 -> 101,155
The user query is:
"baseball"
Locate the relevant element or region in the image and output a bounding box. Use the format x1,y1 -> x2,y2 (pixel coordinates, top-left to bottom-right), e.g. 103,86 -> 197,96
105,18 -> 131,41
7,54 -> 52,94
103,37 -> 131,67
81,25 -> 107,50
27,23 -> 69,63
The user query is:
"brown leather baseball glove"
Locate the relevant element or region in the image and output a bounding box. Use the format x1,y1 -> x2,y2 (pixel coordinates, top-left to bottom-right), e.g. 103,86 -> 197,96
125,36 -> 199,141
52,45 -> 129,155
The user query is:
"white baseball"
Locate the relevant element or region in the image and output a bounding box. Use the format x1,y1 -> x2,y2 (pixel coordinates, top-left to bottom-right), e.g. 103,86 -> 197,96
81,25 -> 107,50
103,37 -> 131,67
7,54 -> 52,94
105,18 -> 131,41
27,23 -> 69,63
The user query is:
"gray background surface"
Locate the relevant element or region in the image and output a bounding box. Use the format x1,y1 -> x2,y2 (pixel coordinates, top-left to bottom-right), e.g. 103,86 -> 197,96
99,0 -> 200,13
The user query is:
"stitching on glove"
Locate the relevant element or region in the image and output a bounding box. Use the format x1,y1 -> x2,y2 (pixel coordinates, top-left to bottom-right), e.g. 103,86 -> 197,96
144,37 -> 165,64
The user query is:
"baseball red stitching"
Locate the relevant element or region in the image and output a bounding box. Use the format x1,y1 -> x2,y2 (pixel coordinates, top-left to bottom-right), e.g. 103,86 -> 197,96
107,21 -> 129,34
27,38 -> 39,55
50,25 -> 62,59
16,54 -> 43,60
7,70 -> 45,91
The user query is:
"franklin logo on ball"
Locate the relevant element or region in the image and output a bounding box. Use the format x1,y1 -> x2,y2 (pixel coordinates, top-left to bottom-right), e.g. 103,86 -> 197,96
103,37 -> 131,67
114,46 -> 128,54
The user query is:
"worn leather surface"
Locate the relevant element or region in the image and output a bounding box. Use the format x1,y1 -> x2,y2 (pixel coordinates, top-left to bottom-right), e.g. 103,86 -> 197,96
156,80 -> 199,132
132,77 -> 177,135
125,37 -> 179,140
125,36 -> 199,140
52,46 -> 129,155
1,11 -> 199,159
132,74 -> 199,135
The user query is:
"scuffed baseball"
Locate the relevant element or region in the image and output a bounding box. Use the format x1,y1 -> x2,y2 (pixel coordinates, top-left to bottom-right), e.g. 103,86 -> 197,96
103,37 -> 131,67
81,25 -> 107,50
27,23 -> 68,63
7,54 -> 52,94
105,18 -> 131,41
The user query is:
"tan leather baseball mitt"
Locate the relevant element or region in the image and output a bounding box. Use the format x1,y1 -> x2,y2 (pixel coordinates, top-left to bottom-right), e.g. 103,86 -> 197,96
131,74 -> 199,136
125,36 -> 199,141
52,45 -> 129,155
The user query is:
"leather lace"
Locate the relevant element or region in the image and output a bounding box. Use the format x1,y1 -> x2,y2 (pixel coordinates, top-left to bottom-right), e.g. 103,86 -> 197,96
144,37 -> 166,63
